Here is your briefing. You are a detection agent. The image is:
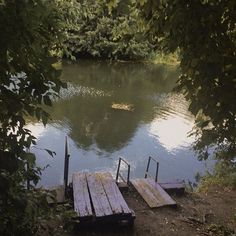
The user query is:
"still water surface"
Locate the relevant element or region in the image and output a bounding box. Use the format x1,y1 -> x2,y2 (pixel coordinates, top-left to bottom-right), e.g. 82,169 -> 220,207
28,61 -> 212,187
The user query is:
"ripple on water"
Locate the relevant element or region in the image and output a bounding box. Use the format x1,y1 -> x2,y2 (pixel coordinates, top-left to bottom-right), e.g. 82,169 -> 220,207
56,83 -> 112,101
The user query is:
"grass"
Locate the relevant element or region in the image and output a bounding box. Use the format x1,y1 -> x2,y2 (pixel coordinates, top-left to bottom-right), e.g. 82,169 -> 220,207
197,161 -> 236,192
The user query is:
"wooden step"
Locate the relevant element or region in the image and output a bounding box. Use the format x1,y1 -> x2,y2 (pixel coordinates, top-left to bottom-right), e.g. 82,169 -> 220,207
159,180 -> 185,195
131,178 -> 176,208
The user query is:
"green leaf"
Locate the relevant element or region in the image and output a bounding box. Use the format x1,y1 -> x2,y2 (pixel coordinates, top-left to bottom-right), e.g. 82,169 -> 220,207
45,149 -> 56,157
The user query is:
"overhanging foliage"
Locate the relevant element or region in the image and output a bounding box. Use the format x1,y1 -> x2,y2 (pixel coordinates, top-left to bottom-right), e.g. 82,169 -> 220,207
0,0 -> 75,235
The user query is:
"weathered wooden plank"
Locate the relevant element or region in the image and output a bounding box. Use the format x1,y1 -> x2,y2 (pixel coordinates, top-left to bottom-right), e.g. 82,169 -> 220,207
131,179 -> 160,208
145,178 -> 176,206
131,178 -> 176,208
160,181 -> 185,195
98,172 -> 132,215
86,172 -> 113,217
140,179 -> 171,207
72,172 -> 93,217
139,179 -> 168,207
98,173 -> 123,215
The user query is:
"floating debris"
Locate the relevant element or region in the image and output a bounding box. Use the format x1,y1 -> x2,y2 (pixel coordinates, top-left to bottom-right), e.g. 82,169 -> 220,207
111,103 -> 134,111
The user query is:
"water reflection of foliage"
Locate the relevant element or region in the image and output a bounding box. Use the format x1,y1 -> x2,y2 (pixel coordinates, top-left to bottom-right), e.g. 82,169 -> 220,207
61,60 -> 179,93
51,93 -> 155,152
50,61 -> 182,152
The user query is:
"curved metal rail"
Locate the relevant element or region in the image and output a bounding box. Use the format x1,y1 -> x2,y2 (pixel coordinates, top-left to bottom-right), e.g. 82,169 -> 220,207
116,157 -> 130,185
144,156 -> 159,182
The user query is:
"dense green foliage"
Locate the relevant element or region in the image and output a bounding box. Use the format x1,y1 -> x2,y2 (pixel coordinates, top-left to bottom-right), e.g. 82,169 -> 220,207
65,0 -> 154,60
0,0 -> 74,235
138,0 -> 236,166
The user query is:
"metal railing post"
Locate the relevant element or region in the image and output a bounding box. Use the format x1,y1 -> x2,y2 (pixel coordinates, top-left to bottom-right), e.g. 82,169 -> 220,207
155,162 -> 159,182
144,156 -> 159,182
127,164 -> 130,184
116,157 -> 130,185
145,156 -> 151,179
63,136 -> 70,196
116,158 -> 121,182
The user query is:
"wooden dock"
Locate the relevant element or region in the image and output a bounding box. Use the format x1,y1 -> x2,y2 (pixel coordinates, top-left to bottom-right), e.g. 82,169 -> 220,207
72,172 -> 135,225
131,178 -> 177,208
159,180 -> 185,195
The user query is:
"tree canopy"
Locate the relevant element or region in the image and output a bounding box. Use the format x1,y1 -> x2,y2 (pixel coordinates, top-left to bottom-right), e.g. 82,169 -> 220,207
65,0 -> 154,60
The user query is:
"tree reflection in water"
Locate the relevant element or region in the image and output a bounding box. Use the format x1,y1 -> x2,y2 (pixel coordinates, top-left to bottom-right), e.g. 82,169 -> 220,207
49,60 -> 181,152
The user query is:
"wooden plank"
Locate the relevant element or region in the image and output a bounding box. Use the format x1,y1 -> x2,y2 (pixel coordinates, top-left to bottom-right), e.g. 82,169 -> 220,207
145,178 -> 176,206
72,172 -> 93,217
86,172 -> 113,217
160,181 -> 185,195
138,179 -> 174,207
159,180 -> 184,185
98,172 -> 132,215
139,179 -> 168,207
131,179 -> 161,208
131,178 -> 176,208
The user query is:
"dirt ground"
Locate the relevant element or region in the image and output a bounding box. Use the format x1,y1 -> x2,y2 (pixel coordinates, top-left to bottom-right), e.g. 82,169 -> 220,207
62,185 -> 236,236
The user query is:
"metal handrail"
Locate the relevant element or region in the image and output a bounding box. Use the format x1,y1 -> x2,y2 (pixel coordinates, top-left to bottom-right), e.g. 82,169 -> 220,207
116,157 -> 130,184
63,136 -> 70,196
144,156 -> 159,182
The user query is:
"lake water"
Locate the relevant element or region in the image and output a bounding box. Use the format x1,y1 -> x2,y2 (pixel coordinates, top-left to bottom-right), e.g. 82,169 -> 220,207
28,60 -> 212,187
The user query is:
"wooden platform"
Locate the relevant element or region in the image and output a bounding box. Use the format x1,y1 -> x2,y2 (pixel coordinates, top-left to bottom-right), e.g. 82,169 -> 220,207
72,172 -> 135,224
159,180 -> 185,195
131,178 -> 176,208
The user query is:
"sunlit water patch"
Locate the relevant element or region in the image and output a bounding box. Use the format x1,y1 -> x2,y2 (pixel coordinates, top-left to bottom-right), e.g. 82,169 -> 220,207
149,116 -> 194,153
149,93 -> 195,153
